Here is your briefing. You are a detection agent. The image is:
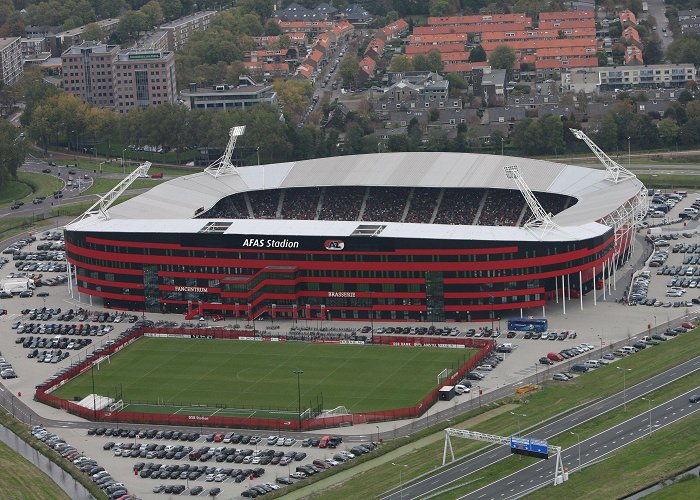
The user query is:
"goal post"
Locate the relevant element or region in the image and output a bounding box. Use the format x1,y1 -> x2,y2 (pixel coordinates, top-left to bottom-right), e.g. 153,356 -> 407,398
437,368 -> 450,385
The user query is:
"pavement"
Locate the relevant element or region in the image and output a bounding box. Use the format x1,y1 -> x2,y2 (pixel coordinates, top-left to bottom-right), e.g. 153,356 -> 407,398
379,356 -> 700,500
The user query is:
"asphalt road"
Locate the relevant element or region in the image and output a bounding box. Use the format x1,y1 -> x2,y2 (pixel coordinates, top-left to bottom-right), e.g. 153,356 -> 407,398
461,388 -> 700,499
645,0 -> 672,54
380,355 -> 700,500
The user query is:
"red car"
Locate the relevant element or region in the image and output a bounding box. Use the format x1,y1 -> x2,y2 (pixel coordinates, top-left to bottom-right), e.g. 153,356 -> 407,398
213,433 -> 224,442
681,322 -> 695,330
211,315 -> 224,322
547,352 -> 564,362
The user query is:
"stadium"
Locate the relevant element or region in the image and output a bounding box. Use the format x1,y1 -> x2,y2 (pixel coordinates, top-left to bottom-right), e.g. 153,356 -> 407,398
64,130 -> 648,324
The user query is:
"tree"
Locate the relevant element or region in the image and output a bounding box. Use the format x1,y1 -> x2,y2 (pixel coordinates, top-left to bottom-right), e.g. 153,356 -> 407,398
597,51 -> 608,66
339,55 -> 359,87
265,19 -> 281,36
488,45 -> 516,70
429,0 -> 453,16
469,44 -> 487,62
389,55 -> 414,72
274,79 -> 313,121
159,0 -> 183,20
140,1 -> 165,27
81,22 -> 104,42
667,36 -> 700,65
413,51 -> 443,73
657,118 -> 680,147
426,127 -> 448,151
0,119 -> 26,188
386,10 -> 399,23
117,10 -> 148,41
642,36 -> 663,65
388,134 -> 410,152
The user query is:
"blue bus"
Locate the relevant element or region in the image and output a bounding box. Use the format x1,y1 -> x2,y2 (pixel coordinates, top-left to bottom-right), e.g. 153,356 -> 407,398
507,318 -> 548,332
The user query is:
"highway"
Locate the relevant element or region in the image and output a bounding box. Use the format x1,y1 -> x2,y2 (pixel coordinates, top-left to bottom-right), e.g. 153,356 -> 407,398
381,355 -> 700,500
461,388 -> 700,499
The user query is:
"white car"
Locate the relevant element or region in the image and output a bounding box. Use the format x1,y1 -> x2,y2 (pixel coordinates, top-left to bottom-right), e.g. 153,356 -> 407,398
477,364 -> 494,371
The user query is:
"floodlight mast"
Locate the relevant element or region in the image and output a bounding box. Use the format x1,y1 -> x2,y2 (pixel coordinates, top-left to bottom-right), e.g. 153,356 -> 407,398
569,128 -> 636,184
504,165 -> 559,239
205,125 -> 246,178
71,162 -> 151,223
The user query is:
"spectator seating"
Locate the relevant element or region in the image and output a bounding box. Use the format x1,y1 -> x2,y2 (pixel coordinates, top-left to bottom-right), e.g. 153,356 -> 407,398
404,188 -> 438,223
478,189 -> 524,226
280,187 -> 321,220
434,188 -> 482,225
248,189 -> 281,218
363,187 -> 410,222
319,187 -> 365,221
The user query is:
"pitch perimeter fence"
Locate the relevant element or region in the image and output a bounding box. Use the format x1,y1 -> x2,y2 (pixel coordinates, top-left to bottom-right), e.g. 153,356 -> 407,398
34,327 -> 493,431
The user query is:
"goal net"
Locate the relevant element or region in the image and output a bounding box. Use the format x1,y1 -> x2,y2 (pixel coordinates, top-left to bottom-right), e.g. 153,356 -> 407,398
437,368 -> 451,385
108,400 -> 124,412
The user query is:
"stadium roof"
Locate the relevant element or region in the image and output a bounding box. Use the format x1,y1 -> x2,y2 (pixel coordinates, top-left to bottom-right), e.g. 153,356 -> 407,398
71,152 -> 645,243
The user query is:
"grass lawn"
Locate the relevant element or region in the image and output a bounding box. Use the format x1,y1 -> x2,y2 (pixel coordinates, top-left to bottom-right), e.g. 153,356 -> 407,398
0,180 -> 31,204
0,172 -> 63,207
52,338 -> 476,414
300,329 -> 700,500
81,177 -> 164,196
646,475 -> 700,499
0,440 -> 70,500
638,174 -> 700,189
0,217 -> 53,243
69,159 -> 196,177
527,411 -> 700,499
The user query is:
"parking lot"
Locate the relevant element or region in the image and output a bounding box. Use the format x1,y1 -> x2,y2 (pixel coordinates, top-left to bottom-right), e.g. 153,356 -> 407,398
3,191 -> 700,498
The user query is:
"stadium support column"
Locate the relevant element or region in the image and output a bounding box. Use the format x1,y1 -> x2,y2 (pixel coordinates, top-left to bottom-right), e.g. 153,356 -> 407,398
66,261 -> 73,299
593,266 -> 597,306
602,260 -> 606,301
561,275 -> 566,315
609,257 -> 614,294
567,275 -> 571,301
555,277 -> 559,304
579,271 -> 583,311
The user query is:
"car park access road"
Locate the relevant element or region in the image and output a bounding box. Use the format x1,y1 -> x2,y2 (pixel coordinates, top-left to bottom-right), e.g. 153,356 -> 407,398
380,355 -> 700,500
459,388 -> 700,500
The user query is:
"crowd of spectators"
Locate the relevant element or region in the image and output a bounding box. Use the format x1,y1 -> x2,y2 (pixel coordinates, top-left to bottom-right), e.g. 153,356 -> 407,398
280,187 -> 321,220
248,189 -> 281,218
434,189 -> 482,225
363,187 -> 410,222
478,189 -> 524,226
404,188 -> 438,223
317,186 -> 365,221
197,196 -> 249,219
195,187 -> 575,227
520,192 -> 571,223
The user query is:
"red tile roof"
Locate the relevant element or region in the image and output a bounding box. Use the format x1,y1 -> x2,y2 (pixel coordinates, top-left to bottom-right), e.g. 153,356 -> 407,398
404,43 -> 466,54
381,19 -> 409,38
409,33 -> 470,44
413,23 -> 531,35
539,20 -> 595,30
539,11 -> 594,21
479,28 -> 595,42
428,13 -> 531,26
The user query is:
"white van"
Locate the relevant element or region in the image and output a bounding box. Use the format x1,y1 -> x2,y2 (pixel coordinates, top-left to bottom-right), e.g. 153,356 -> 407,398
584,360 -> 600,369
620,346 -> 637,355
455,384 -> 470,394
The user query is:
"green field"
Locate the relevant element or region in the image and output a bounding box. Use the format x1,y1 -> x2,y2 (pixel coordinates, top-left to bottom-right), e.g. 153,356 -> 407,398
0,172 -> 63,207
52,338 -> 475,415
0,440 -> 70,500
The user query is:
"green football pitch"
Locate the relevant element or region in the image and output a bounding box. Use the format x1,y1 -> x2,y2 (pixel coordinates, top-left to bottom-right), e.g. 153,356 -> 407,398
51,337 -> 476,416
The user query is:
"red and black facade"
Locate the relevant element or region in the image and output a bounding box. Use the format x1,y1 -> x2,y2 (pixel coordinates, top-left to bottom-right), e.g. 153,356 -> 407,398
65,228 -> 615,322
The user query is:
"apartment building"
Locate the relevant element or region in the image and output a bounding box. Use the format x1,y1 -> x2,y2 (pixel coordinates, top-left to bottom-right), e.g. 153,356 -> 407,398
180,77 -> 278,111
49,18 -> 119,56
0,37 -> 22,85
160,10 -> 217,51
62,43 -> 177,112
136,31 -> 170,52
62,42 -> 118,108
112,49 -> 177,113
562,64 -> 697,92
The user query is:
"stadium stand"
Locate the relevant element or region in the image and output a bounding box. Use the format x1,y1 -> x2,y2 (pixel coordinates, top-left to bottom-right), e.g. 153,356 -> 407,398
319,186 -> 365,221
248,189 -> 281,218
404,188 -> 438,223
478,189 -> 524,226
197,187 -> 574,227
434,188 -> 482,225
280,187 -> 322,220
363,187 -> 411,222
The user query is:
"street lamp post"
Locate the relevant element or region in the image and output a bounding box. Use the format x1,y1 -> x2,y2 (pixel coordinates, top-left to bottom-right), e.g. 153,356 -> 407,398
616,367 -> 632,410
501,136 -> 504,156
489,296 -> 495,332
628,136 -> 631,166
293,370 -> 303,431
641,397 -> 653,437
570,431 -> 581,470
375,425 -> 380,444
653,315 -> 657,335
122,148 -> 128,174
391,463 -> 408,500
91,364 -> 97,421
510,411 -> 526,436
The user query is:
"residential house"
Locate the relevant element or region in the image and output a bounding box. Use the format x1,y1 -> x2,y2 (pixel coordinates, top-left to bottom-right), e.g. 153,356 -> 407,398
619,9 -> 637,28
380,19 -> 409,41
625,46 -> 644,65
